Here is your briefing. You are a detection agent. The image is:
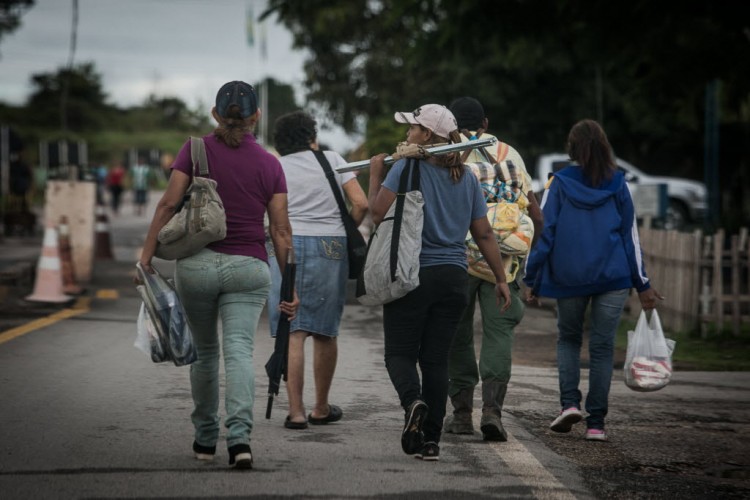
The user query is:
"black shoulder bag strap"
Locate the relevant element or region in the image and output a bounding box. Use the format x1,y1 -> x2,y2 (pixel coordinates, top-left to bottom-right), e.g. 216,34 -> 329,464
311,149 -> 352,224
389,158 -> 420,281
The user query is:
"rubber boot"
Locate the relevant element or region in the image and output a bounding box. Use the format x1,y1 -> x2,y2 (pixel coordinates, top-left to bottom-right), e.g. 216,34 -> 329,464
480,380 -> 508,442
443,388 -> 475,434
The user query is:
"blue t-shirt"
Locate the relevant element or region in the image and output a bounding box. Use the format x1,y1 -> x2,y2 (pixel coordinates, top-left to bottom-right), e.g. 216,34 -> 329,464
382,158 -> 487,269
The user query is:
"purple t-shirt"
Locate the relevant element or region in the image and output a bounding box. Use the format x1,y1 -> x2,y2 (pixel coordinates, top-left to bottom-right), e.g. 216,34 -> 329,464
171,133 -> 287,262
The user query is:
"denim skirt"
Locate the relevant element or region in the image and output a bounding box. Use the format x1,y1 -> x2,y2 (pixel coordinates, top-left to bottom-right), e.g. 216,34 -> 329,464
268,235 -> 348,337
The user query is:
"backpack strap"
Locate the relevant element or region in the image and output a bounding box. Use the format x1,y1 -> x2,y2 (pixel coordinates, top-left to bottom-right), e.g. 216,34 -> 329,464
190,137 -> 210,177
460,129 -> 494,164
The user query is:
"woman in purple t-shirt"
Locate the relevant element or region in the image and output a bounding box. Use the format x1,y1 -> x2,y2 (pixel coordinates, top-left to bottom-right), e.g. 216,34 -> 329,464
139,81 -> 298,470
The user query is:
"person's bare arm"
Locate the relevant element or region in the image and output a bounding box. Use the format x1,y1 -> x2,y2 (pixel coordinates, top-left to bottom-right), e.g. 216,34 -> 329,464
138,169 -> 191,273
342,177 -> 369,226
469,216 -> 511,312
368,154 -> 397,225
267,192 -> 299,318
526,189 -> 543,246
267,193 -> 292,270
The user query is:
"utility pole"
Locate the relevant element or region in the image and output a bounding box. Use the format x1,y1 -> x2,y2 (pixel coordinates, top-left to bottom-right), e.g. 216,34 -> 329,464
60,0 -> 79,132
703,80 -> 720,231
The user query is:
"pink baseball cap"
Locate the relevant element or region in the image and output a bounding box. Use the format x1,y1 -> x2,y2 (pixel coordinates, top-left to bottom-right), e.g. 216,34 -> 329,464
394,104 -> 458,140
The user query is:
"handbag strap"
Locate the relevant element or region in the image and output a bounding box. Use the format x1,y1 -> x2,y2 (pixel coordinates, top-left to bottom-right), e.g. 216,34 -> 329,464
389,158 -> 420,280
311,148 -> 350,223
190,137 -> 210,177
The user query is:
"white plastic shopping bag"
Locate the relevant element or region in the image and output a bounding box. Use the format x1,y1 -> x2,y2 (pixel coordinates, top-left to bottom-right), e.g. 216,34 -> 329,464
624,309 -> 676,392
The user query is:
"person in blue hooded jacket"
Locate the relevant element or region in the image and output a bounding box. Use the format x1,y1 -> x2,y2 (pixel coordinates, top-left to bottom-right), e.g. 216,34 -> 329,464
524,119 -> 662,442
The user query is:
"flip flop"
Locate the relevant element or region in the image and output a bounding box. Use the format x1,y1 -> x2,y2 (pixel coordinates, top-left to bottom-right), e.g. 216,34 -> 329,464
284,416 -> 308,429
308,404 -> 343,425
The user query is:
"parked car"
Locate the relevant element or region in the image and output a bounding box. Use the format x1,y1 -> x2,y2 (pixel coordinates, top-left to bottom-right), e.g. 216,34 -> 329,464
532,154 -> 707,230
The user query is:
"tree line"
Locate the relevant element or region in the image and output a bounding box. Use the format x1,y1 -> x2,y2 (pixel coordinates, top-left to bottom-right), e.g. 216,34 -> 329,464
262,0 -> 749,228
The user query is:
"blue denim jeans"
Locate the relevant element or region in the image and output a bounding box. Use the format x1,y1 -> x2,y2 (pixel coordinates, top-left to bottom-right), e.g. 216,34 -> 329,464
555,289 -> 629,430
175,248 -> 271,449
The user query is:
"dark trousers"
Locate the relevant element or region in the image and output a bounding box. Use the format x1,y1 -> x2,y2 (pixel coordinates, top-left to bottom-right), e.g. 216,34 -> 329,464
383,265 -> 469,443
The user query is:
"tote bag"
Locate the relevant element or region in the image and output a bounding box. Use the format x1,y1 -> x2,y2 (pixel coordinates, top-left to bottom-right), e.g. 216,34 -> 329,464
356,159 -> 423,306
154,137 -> 226,260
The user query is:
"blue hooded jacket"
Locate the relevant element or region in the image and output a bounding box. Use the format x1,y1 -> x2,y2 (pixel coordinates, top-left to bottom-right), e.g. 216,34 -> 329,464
523,165 -> 650,298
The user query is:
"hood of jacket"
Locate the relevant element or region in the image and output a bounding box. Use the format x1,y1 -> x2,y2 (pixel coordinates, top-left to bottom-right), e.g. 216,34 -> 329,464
551,165 -> 626,210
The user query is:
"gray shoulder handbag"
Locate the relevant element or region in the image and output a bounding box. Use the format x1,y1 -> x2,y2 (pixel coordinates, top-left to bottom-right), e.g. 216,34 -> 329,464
154,137 -> 227,260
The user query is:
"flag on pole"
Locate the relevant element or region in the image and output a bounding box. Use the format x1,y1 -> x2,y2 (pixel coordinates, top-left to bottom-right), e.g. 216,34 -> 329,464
246,3 -> 255,47
259,18 -> 268,61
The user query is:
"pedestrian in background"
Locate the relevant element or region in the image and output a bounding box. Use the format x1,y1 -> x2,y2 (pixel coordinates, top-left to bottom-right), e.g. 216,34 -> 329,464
95,163 -> 108,206
269,111 -> 368,430
523,119 -> 662,441
368,104 -> 511,461
131,156 -> 151,216
444,97 -> 543,441
106,162 -> 126,215
138,80 -> 299,469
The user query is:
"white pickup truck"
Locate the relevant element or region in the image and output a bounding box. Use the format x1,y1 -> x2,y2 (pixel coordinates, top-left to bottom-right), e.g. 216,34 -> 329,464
532,154 -> 707,230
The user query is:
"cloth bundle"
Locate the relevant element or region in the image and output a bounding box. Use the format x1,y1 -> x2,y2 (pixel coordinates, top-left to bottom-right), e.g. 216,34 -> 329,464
465,160 -> 534,283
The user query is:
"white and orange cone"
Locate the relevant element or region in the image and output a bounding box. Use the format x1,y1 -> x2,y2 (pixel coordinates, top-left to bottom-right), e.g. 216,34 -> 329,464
26,224 -> 74,303
58,216 -> 84,295
95,205 -> 114,260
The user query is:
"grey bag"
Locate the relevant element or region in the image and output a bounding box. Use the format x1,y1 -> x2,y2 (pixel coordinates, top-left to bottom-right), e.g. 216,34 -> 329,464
154,137 -> 226,260
356,159 -> 423,306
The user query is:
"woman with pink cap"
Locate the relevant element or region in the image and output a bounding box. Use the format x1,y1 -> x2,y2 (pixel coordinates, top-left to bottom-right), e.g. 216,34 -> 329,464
368,104 -> 511,461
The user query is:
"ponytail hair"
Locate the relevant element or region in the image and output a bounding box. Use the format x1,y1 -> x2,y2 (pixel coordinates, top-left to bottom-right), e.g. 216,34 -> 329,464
212,106 -> 258,148
424,127 -> 464,183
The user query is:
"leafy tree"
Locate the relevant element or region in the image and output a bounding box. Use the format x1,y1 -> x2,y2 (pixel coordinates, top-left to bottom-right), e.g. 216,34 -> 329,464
127,95 -> 211,132
25,62 -> 113,132
0,0 -> 34,55
263,0 -> 750,182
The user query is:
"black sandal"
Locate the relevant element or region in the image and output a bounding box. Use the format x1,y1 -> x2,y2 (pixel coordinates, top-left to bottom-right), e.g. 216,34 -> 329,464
308,404 -> 343,425
284,416 -> 309,429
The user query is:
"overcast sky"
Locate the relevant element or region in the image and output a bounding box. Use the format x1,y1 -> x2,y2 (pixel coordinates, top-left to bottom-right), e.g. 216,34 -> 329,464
0,0 -> 361,151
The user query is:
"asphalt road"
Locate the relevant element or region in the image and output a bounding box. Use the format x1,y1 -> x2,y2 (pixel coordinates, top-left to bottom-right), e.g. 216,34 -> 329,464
0,192 -> 748,499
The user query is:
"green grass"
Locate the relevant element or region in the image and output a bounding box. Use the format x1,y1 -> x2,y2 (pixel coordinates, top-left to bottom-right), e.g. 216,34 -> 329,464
616,320 -> 750,371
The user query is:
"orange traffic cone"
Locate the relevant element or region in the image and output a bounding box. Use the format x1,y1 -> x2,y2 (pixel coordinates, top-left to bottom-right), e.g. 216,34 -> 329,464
58,216 -> 84,295
95,205 -> 114,260
26,224 -> 74,303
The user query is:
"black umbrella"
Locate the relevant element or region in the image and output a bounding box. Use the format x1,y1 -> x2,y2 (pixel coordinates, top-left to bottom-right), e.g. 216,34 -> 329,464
265,248 -> 296,419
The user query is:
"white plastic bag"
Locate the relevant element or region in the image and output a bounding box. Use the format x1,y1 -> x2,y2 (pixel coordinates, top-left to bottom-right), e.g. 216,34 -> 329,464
624,309 -> 676,392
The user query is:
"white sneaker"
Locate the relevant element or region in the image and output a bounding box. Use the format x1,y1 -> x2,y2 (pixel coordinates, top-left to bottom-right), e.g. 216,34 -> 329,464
550,407 -> 583,433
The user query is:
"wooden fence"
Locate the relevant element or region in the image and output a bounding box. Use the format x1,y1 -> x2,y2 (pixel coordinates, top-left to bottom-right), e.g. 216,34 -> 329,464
627,227 -> 749,336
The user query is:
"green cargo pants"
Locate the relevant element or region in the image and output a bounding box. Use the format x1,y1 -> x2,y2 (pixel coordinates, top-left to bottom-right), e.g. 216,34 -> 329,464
447,276 -> 525,396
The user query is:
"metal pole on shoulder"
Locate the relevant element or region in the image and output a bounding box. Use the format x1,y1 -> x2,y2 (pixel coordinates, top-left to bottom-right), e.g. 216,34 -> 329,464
335,137 -> 498,173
